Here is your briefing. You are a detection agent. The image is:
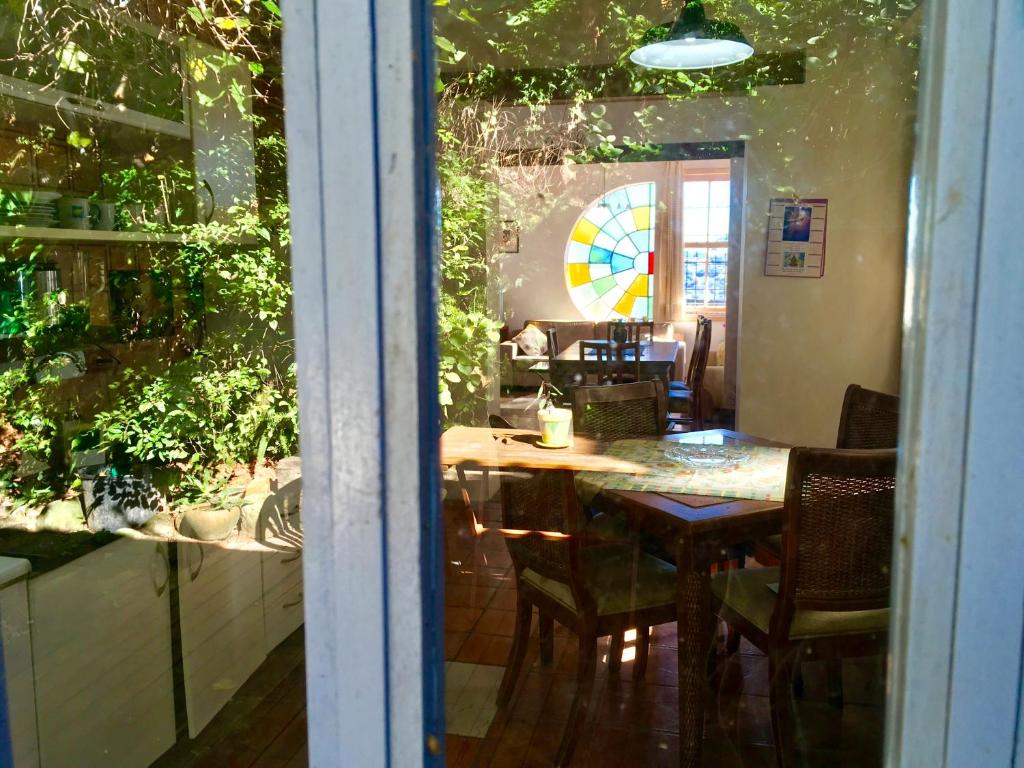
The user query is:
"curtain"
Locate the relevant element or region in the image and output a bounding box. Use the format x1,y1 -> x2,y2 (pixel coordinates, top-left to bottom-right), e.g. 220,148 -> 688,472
654,161 -> 685,324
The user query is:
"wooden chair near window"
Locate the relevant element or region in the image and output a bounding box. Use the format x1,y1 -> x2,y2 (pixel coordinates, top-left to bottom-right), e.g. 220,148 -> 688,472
668,316 -> 712,431
606,319 -> 655,345
496,469 -> 678,766
579,340 -> 641,385
711,447 -> 897,768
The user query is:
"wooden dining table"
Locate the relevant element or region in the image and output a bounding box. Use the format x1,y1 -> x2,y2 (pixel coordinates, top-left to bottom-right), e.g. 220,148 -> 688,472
441,425 -> 789,767
557,338 -> 679,389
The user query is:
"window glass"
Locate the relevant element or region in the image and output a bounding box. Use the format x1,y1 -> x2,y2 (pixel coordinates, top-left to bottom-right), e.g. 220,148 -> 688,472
0,4 -> 307,766
436,0 -> 922,764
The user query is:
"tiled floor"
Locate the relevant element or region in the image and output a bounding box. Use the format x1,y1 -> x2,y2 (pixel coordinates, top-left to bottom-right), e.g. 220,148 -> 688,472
442,496 -> 887,767
150,490 -> 883,767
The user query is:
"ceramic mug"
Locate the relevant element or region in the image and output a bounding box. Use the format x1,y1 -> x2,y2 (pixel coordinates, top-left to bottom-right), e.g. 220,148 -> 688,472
89,201 -> 116,231
57,196 -> 91,229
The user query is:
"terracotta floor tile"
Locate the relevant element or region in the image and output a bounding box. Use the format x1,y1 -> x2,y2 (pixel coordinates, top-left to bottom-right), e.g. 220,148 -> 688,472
488,587 -> 520,611
447,606 -> 484,633
479,634 -> 515,666
476,608 -> 518,637
456,631 -> 495,664
446,631 -> 469,661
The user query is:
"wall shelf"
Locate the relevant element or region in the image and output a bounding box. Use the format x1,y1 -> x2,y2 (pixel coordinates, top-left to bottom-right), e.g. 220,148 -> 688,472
0,226 -> 185,243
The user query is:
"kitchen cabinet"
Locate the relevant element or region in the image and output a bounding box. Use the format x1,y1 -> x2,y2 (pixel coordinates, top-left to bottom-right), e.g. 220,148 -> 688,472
0,557 -> 38,768
177,542 -> 266,737
28,539 -> 175,768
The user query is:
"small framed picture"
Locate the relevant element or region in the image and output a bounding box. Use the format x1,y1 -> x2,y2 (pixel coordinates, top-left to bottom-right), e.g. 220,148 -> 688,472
498,220 -> 519,253
765,198 -> 828,278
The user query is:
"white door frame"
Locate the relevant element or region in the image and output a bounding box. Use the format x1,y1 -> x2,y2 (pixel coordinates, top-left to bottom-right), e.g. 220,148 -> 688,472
886,0 -> 1024,765
281,0 -> 440,765
278,0 -> 1024,765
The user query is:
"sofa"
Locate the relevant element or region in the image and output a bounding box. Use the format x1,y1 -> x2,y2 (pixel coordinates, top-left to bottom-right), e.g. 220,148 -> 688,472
499,319 -> 684,390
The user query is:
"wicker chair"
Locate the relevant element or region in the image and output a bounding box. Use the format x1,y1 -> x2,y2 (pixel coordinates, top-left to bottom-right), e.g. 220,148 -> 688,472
570,379 -> 667,441
711,447 -> 897,768
497,469 -> 677,766
836,384 -> 900,450
569,379 -> 667,669
668,316 -> 712,431
756,384 -> 900,564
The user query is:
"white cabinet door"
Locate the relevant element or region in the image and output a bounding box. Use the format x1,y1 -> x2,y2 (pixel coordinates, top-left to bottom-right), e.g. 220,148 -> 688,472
0,558 -> 38,768
177,542 -> 265,737
29,539 -> 175,768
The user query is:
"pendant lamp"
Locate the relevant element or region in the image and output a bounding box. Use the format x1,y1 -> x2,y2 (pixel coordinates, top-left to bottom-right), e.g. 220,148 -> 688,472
630,0 -> 754,71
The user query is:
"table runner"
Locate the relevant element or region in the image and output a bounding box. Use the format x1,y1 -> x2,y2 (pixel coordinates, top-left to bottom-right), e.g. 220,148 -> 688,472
576,438 -> 790,503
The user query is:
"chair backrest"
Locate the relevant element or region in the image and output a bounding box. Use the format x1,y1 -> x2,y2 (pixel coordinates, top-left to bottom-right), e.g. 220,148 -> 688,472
580,340 -> 640,385
773,447 -> 898,637
685,315 -> 707,385
836,384 -> 900,450
686,318 -> 712,428
546,327 -> 559,360
500,469 -> 594,614
607,319 -> 655,345
570,379 -> 667,441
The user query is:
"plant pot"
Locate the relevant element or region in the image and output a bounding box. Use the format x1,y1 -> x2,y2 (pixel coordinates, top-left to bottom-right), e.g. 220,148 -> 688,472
181,502 -> 241,541
537,407 -> 573,448
40,497 -> 86,532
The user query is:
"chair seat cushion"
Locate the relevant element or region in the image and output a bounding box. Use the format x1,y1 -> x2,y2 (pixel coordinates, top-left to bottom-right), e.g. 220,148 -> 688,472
711,566 -> 889,640
522,544 -> 676,617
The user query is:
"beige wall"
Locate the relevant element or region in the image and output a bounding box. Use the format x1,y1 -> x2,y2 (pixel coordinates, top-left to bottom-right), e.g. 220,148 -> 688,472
497,21 -> 916,446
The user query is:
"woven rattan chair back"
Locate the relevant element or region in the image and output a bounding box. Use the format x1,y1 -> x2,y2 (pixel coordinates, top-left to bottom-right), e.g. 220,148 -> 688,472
500,469 -> 590,609
774,447 -> 898,632
570,380 -> 667,442
836,384 -> 900,450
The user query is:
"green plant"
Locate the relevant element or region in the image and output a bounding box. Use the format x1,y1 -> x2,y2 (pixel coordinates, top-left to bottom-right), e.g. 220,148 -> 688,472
177,468 -> 244,510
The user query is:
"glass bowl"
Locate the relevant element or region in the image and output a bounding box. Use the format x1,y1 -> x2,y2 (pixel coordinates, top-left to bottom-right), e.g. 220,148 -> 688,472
664,443 -> 752,469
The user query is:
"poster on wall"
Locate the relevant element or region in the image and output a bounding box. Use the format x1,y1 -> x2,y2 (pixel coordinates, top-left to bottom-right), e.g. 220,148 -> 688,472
764,198 -> 828,278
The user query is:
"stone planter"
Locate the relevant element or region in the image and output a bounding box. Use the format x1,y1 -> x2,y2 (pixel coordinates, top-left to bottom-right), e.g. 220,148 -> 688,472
180,502 -> 242,541
39,498 -> 86,532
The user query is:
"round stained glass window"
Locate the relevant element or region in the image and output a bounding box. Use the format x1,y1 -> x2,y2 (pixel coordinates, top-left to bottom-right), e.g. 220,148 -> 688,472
564,182 -> 656,321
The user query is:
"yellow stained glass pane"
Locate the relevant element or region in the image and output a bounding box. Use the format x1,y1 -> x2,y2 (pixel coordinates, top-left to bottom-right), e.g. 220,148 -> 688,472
568,263 -> 592,287
614,292 -> 635,317
627,273 -> 648,298
632,206 -> 651,232
572,219 -> 600,245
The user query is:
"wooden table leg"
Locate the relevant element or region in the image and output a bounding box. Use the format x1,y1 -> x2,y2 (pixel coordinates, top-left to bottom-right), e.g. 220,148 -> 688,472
676,532 -> 710,768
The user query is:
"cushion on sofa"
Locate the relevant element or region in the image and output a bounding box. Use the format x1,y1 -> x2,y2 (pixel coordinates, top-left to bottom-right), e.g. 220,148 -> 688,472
512,324 -> 548,356
521,320 -> 596,350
